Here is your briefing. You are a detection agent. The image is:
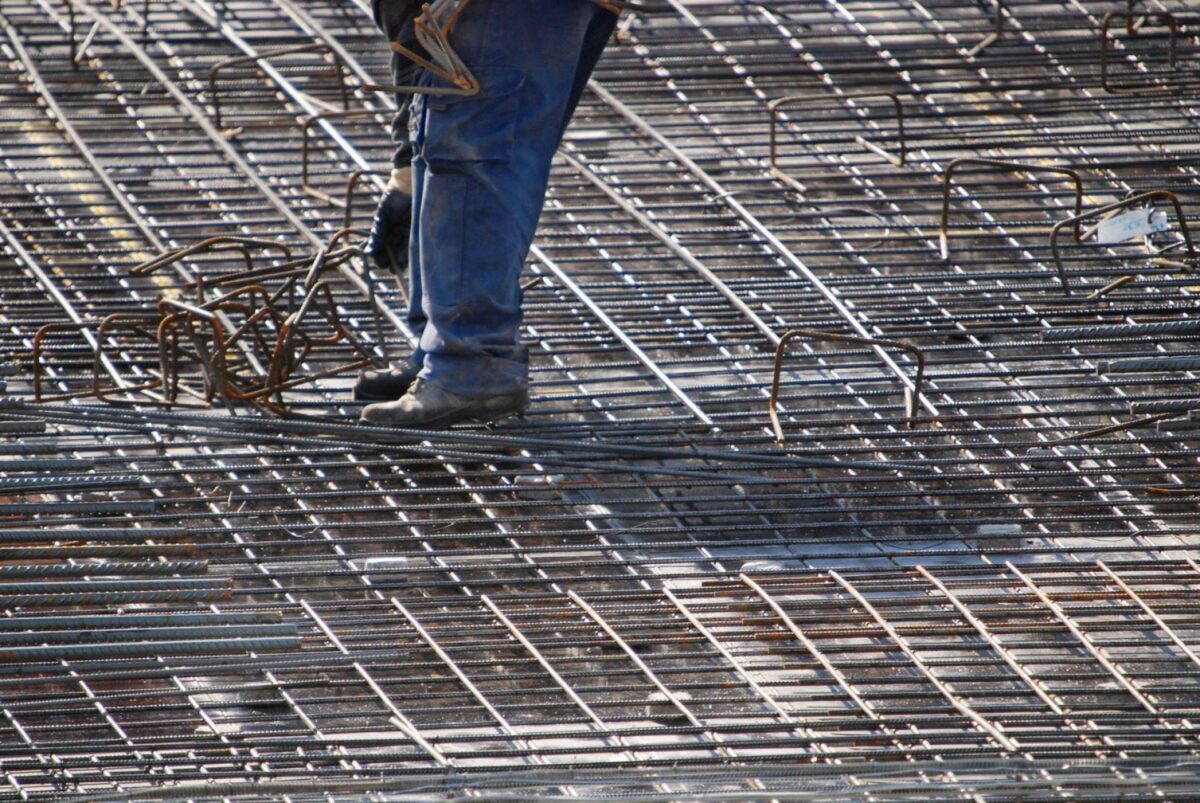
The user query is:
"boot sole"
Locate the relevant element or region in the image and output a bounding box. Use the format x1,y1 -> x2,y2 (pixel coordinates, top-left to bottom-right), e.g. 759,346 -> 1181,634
475,403 -> 528,426
361,398 -> 529,429
415,400 -> 528,429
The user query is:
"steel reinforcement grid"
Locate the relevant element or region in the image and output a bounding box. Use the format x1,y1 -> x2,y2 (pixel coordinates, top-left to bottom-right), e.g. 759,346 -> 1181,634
2,0 -> 1200,799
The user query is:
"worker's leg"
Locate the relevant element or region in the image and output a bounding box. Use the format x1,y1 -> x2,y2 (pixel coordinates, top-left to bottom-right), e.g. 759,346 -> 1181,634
356,0 -> 425,402
407,0 -> 617,399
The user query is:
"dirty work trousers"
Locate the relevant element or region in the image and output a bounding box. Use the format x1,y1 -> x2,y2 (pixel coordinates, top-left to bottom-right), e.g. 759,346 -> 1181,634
377,0 -> 617,397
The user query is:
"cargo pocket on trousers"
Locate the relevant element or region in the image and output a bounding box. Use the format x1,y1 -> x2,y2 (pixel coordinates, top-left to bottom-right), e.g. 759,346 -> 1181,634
419,67 -> 525,168
421,171 -> 468,309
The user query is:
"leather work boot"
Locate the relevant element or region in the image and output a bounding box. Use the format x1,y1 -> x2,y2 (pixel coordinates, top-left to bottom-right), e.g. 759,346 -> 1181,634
360,378 -> 529,429
352,362 -> 421,402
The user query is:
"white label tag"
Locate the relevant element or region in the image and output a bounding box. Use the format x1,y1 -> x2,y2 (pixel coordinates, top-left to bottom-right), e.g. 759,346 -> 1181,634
1095,207 -> 1170,244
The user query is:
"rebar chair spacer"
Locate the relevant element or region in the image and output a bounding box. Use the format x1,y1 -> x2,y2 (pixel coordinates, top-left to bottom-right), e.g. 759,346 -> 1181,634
31,322 -> 97,403
342,170 -> 390,229
207,43 -> 350,132
1099,11 -> 1194,95
1050,190 -> 1196,297
769,328 -> 927,445
939,158 -> 1084,262
32,317 -> 162,404
91,314 -> 163,404
299,109 -> 390,206
130,237 -> 293,277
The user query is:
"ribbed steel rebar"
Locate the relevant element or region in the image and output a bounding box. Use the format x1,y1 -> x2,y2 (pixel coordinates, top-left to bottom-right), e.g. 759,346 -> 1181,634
0,0 -> 1199,799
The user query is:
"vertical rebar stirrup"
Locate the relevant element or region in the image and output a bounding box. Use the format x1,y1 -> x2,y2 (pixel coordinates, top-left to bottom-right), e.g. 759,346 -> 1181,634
939,158 -> 1085,262
1099,11 -> 1184,95
207,43 -> 350,131
1050,190 -> 1195,296
770,329 -> 927,444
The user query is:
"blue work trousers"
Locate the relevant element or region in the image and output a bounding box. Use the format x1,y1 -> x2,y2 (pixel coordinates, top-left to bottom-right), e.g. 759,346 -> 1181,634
404,0 -> 616,397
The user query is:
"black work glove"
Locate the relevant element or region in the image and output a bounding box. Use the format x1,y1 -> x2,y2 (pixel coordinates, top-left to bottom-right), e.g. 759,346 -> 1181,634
364,187 -> 413,274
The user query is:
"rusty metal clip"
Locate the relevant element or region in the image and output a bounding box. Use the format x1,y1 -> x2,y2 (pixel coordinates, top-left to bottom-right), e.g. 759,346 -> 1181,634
1050,190 -> 1196,296
940,158 -> 1084,261
769,328 -> 926,444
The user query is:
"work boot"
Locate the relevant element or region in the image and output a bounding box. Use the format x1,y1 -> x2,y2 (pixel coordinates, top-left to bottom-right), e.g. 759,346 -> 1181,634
360,378 -> 529,429
352,361 -> 421,402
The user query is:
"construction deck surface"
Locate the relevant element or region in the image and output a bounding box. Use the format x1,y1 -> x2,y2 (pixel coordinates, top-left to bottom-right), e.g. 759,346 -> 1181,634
1,0 -> 1200,799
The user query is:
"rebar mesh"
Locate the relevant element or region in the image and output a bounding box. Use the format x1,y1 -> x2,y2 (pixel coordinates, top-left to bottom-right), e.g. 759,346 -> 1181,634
0,0 -> 1199,799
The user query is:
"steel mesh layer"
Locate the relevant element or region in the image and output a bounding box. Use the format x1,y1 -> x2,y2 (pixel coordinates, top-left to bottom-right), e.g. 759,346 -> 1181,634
1,0 -> 1200,799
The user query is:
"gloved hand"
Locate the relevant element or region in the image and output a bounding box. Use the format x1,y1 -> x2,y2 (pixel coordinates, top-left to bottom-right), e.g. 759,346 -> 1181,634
364,169 -> 413,273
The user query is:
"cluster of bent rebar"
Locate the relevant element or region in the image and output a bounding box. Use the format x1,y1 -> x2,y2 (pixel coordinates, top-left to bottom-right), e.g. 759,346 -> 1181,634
32,236 -> 380,413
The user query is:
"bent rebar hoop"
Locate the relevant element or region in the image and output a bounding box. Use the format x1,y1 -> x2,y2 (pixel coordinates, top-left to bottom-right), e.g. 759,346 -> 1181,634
939,158 -> 1085,262
1050,189 -> 1196,296
769,329 -> 927,445
208,43 -> 349,130
384,0 -> 479,96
